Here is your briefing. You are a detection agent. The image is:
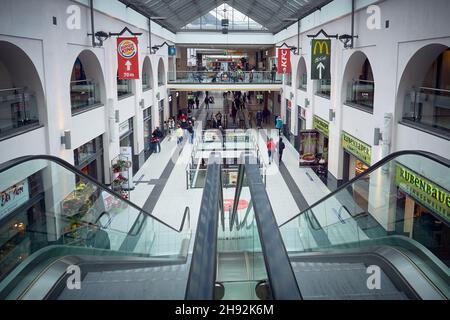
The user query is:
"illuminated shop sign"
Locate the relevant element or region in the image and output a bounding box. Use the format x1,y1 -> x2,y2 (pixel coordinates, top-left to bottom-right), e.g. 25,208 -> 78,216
396,164 -> 450,222
0,180 -> 29,220
342,132 -> 371,165
313,115 -> 329,137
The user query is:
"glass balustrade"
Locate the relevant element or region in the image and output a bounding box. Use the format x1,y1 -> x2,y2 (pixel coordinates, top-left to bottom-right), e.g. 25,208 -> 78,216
0,157 -> 191,297
403,87 -> 450,136
117,79 -> 133,98
316,79 -> 331,98
299,73 -> 307,91
70,80 -> 101,113
142,73 -> 152,91
280,152 -> 450,298
167,71 -> 282,84
0,88 -> 40,138
346,79 -> 375,111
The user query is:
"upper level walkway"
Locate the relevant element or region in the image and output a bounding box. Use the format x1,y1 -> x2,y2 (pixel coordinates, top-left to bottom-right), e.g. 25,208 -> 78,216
167,71 -> 283,91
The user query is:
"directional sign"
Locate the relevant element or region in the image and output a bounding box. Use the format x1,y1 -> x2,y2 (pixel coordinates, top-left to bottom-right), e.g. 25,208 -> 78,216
311,39 -> 331,80
117,37 -> 139,80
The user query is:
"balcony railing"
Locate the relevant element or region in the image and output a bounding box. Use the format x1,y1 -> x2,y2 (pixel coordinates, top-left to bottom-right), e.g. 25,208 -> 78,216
167,71 -> 283,84
0,87 -> 40,138
316,79 -> 331,98
70,80 -> 101,113
117,79 -> 133,98
346,79 -> 375,111
403,87 -> 450,136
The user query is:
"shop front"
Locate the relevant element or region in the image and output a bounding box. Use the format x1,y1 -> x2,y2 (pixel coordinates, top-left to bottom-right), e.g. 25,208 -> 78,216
395,164 -> 450,266
159,100 -> 165,134
296,106 -> 306,151
284,99 -> 293,144
298,115 -> 329,184
0,172 -> 47,282
342,131 -> 372,212
119,118 -> 136,174
143,107 -> 153,161
74,135 -> 104,184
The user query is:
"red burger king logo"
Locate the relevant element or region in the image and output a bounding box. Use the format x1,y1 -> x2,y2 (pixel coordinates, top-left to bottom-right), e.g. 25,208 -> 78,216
118,39 -> 137,59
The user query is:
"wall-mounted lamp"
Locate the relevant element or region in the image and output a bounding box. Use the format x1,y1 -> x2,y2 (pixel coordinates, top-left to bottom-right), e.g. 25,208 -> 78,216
61,130 -> 72,150
139,99 -> 145,108
374,128 -> 383,146
115,110 -> 120,123
305,98 -> 310,108
148,17 -> 167,54
339,34 -> 358,49
329,109 -> 336,122
290,92 -> 294,100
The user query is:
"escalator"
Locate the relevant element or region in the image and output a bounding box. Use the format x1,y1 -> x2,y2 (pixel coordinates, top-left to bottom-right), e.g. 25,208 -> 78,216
278,150 -> 450,300
0,155 -> 192,300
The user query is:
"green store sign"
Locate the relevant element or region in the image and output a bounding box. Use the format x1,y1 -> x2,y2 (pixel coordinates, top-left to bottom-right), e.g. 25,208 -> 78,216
313,116 -> 329,136
342,132 -> 371,165
396,164 -> 450,222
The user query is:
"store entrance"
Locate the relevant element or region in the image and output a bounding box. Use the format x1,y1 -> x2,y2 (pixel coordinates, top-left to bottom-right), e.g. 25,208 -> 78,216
396,191 -> 450,267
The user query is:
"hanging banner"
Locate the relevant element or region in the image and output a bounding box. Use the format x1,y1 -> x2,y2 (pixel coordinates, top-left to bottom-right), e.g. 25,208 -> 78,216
311,39 -> 331,80
277,48 -> 291,74
117,37 -> 139,80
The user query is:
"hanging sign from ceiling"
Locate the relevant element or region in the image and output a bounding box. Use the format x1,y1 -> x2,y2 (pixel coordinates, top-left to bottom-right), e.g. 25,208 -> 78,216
117,37 -> 139,80
277,48 -> 291,74
311,39 -> 331,80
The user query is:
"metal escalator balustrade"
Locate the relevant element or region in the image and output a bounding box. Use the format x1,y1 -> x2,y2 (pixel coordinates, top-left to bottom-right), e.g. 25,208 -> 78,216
279,150 -> 450,300
0,155 -> 191,300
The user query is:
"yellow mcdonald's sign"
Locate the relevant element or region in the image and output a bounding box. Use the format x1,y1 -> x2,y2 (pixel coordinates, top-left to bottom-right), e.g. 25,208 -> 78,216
313,40 -> 330,55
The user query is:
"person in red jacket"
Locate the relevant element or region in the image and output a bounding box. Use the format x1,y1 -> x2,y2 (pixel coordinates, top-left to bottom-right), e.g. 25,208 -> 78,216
267,138 -> 275,165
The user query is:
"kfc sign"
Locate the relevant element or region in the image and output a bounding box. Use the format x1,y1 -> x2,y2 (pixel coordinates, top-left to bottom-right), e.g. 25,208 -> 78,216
117,37 -> 139,80
278,48 -> 291,74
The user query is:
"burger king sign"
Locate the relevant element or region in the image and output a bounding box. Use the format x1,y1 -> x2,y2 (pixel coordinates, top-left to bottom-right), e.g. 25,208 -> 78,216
117,37 -> 139,80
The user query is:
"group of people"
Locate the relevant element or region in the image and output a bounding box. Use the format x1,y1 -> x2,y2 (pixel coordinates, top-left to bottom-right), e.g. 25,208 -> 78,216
266,137 -> 286,164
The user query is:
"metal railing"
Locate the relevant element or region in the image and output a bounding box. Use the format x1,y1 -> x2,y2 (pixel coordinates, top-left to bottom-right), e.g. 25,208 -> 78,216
167,71 -> 283,84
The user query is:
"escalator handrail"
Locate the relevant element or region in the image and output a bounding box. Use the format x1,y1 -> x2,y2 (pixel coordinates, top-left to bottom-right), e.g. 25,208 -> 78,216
0,154 -> 190,233
280,150 -> 450,228
230,163 -> 245,231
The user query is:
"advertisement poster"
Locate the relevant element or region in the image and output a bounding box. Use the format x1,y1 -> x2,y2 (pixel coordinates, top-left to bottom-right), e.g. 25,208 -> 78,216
117,37 -> 139,80
311,39 -> 331,80
120,146 -> 134,189
299,131 -> 318,166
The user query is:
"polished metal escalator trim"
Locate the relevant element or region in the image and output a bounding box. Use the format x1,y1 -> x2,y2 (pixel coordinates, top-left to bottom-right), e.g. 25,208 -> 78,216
243,155 -> 303,300
0,154 -> 190,233
185,153 -> 222,300
279,150 -> 450,228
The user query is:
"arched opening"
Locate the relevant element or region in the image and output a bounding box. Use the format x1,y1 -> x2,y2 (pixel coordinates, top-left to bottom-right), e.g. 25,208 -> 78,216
0,41 -> 45,138
142,56 -> 153,91
398,44 -> 450,136
117,72 -> 134,99
70,50 -> 105,114
342,51 -> 375,112
158,58 -> 165,86
296,57 -> 307,90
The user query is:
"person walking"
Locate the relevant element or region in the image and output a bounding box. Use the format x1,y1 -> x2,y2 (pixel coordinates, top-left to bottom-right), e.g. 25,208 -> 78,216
195,96 -> 200,109
204,95 -> 210,109
275,116 -> 283,135
267,138 -> 275,165
152,127 -> 163,153
278,137 -> 286,163
256,110 -> 263,129
215,111 -> 223,127
187,122 -> 194,144
175,125 -> 184,146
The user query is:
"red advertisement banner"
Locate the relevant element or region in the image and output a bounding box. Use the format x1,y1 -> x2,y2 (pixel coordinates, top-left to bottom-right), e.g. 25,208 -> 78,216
117,37 -> 139,80
278,48 -> 291,74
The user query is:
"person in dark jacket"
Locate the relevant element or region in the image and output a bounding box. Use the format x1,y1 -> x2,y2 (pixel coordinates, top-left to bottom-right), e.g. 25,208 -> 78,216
152,127 -> 163,153
278,137 -> 286,163
86,223 -> 110,249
